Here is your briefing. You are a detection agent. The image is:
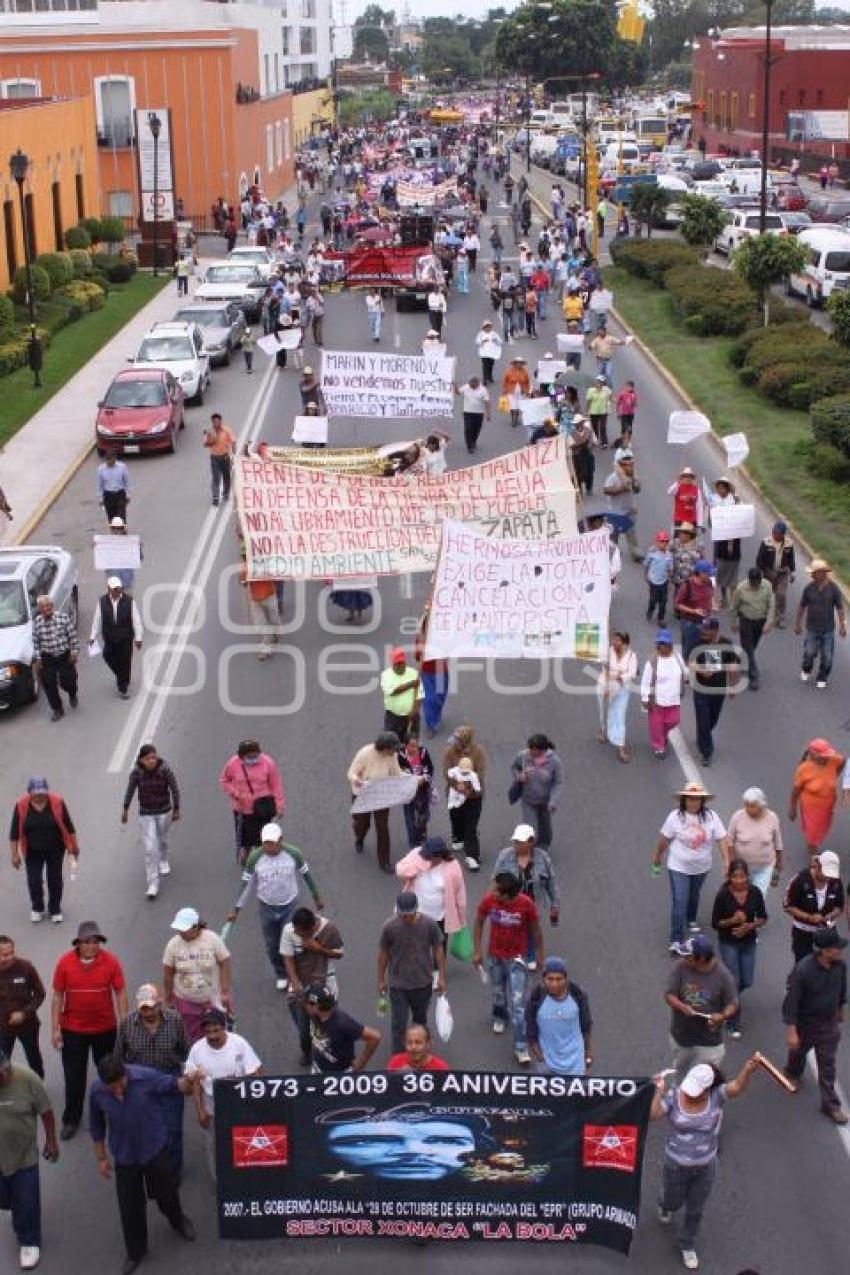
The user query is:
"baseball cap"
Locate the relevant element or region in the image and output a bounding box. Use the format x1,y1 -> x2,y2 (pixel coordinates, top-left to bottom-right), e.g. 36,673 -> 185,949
813,927 -> 848,950
261,823 -> 282,842
816,850 -> 841,879
655,629 -> 673,645
420,836 -> 448,859
110,516 -> 126,528
683,935 -> 714,959
680,466 -> 695,476
655,530 -> 670,542
135,984 -> 160,1008
681,1063 -> 715,1098
171,907 -> 200,932
390,647 -> 406,663
107,576 -> 123,589
27,776 -> 50,794
200,1008 -> 227,1028
304,982 -> 336,1009
694,560 -> 714,575
511,824 -> 536,842
808,738 -> 835,758
542,956 -> 567,976
396,891 -> 418,915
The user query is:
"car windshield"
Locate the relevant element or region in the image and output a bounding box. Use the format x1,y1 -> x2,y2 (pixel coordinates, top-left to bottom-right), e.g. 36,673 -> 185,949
205,267 -> 255,283
825,251 -> 850,272
745,216 -> 783,229
0,580 -> 27,629
137,337 -> 195,363
233,250 -> 265,262
105,379 -> 168,407
176,310 -> 226,328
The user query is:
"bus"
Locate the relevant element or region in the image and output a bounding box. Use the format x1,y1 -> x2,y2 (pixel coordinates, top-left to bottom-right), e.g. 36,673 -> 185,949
635,114 -> 668,150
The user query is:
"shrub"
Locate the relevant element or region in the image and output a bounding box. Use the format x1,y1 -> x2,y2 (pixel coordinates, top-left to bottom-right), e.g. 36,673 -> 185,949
741,327 -> 839,378
729,322 -> 813,368
0,294 -> 13,334
69,249 -> 92,278
0,335 -> 33,376
35,252 -> 74,290
609,238 -> 698,283
65,224 -> 92,250
106,260 -> 134,284
665,265 -> 755,335
82,216 -> 103,242
811,393 -> 850,455
757,362 -> 850,410
13,264 -> 52,304
56,280 -> 106,312
98,216 -> 126,248
90,270 -> 111,294
808,440 -> 850,484
828,289 -> 850,348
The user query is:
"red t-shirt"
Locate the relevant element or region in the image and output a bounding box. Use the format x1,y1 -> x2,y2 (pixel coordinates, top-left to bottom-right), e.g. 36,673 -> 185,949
53,949 -> 125,1034
387,1053 -> 450,1071
477,892 -> 539,960
673,482 -> 699,527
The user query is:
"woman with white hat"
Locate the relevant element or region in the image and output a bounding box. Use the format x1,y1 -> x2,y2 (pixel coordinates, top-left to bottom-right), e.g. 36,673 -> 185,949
650,1054 -> 761,1271
652,782 -> 730,955
475,319 -> 503,385
726,788 -> 784,895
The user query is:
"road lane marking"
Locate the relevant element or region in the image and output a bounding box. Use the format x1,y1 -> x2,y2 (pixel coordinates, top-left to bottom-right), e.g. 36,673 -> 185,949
106,354 -> 278,774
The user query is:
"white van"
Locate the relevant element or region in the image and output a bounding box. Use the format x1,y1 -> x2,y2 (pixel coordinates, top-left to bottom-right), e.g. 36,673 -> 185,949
788,228 -> 850,307
602,140 -> 641,171
530,109 -> 555,129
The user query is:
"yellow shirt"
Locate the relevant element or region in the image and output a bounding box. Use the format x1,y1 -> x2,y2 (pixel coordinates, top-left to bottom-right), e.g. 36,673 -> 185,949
380,666 -> 419,716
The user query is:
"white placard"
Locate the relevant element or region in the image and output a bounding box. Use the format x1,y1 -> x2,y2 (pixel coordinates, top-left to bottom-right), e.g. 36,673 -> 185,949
93,535 -> 142,571
320,350 -> 456,419
667,410 -> 711,445
292,415 -> 328,444
710,502 -> 756,541
723,432 -> 749,468
330,576 -> 378,590
589,288 -> 614,313
351,774 -> 421,813
425,520 -> 611,660
537,359 -> 568,383
519,397 -> 553,426
257,330 -> 302,355
140,190 -> 175,221
557,333 -> 586,353
422,342 -> 447,357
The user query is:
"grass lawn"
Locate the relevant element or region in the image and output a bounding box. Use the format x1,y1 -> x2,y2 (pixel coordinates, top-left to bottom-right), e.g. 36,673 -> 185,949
606,265 -> 850,581
0,274 -> 167,448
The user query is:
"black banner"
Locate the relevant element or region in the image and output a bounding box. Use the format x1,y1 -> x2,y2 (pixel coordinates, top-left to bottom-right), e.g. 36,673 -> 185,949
214,1071 -> 655,1252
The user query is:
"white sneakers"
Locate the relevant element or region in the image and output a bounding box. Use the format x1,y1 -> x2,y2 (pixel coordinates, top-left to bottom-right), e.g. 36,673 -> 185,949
681,1250 -> 699,1270
159,861 -> 171,876
515,1047 -> 531,1065
275,977 -> 288,992
51,914 -> 63,925
492,1020 -> 506,1034
20,1247 -> 40,1270
146,883 -> 158,899
465,856 -> 480,871
30,911 -> 43,923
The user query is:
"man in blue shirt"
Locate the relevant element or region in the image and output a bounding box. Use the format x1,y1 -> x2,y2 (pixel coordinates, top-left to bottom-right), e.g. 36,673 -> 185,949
525,957 -> 593,1075
89,1056 -> 196,1274
96,453 -> 130,525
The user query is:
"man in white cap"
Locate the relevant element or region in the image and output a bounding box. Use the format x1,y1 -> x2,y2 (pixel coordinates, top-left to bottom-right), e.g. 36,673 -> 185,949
226,825 -> 324,991
89,578 -> 143,699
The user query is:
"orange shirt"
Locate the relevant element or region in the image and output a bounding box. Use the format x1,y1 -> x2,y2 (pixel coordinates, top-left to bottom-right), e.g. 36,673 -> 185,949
793,756 -> 843,808
502,366 -> 531,395
205,424 -> 235,457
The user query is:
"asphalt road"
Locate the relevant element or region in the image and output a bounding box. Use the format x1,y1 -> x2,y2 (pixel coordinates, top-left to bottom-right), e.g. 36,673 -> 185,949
1,181 -> 848,1275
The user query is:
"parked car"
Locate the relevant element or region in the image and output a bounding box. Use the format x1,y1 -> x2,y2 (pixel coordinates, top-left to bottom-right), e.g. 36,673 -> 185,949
715,209 -> 786,255
96,368 -> 185,455
228,245 -> 277,281
787,227 -> 850,306
807,195 -> 850,224
781,210 -> 813,235
688,160 -> 724,182
0,546 -> 78,709
771,181 -> 807,212
173,302 -> 247,366
195,262 -> 266,320
130,321 -> 210,406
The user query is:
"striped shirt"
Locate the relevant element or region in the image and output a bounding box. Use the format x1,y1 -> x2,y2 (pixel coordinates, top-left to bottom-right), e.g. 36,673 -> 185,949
32,610 -> 79,659
115,1008 -> 189,1074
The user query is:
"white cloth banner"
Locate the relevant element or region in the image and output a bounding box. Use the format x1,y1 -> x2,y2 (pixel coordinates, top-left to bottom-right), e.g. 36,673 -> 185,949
723,432 -> 749,468
710,502 -> 756,541
667,410 -> 711,444
425,520 -> 611,660
93,535 -> 142,571
589,288 -> 614,313
396,178 -> 459,207
519,397 -> 553,426
292,415 -> 328,444
351,775 -> 421,813
556,333 -> 586,354
320,350 -> 456,419
257,330 -> 302,355
537,359 -> 568,383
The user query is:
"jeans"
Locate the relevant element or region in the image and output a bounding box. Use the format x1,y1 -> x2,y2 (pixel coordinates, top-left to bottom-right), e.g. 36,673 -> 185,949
537,290 -> 547,319
115,1147 -> 184,1262
421,670 -> 448,731
257,898 -> 297,979
38,651 -> 78,713
802,630 -> 834,682
718,940 -> 756,1029
737,616 -> 765,684
368,309 -> 382,340
61,1027 -> 117,1126
0,1163 -> 41,1247
139,813 -> 171,890
595,356 -> 612,383
785,1018 -> 842,1112
0,1025 -> 44,1077
748,864 -> 773,897
693,690 -> 725,761
210,454 -> 231,503
647,581 -> 668,624
680,620 -> 703,661
659,1156 -> 716,1247
25,845 -> 64,916
487,956 -> 528,1048
668,869 -> 707,944
519,800 -> 553,852
388,985 -> 433,1053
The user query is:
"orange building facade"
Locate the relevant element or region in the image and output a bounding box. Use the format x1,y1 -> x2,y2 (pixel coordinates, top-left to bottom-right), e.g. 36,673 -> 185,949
0,93 -> 100,291
0,24 -> 296,225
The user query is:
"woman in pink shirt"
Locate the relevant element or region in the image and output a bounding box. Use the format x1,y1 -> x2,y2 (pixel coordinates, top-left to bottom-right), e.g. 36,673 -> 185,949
396,836 -> 467,939
218,739 -> 285,863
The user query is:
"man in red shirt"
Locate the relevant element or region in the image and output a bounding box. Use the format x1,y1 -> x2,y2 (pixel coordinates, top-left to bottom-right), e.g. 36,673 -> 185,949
473,872 -> 543,1066
387,1023 -> 449,1072
51,921 -> 127,1140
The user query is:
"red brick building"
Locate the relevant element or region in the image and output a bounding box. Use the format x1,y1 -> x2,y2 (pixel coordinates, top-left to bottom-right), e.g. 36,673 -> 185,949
691,25 -> 850,172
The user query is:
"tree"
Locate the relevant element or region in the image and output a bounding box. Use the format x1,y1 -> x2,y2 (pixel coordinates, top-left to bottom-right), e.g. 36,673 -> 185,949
827,290 -> 850,348
353,5 -> 394,63
421,19 -> 480,83
731,233 -> 808,326
495,0 -> 619,83
629,184 -> 673,238
677,193 -> 727,257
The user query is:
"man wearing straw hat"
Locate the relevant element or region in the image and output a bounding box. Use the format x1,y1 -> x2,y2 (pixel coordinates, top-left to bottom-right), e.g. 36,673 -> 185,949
795,558 -> 845,689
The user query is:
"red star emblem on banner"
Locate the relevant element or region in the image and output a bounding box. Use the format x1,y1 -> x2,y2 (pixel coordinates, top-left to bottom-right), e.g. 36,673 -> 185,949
231,1124 -> 289,1169
581,1124 -> 638,1173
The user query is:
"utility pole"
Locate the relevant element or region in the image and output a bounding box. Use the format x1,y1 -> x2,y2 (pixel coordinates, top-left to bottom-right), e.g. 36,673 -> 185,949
758,0 -> 774,234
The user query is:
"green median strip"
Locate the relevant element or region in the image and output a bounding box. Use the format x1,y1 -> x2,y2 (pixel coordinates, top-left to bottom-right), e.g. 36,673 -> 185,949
605,264 -> 850,582
0,274 -> 168,450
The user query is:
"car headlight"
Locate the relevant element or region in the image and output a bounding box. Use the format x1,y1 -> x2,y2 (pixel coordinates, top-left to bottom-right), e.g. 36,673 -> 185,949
180,371 -> 195,383
149,419 -> 171,434
98,424 -> 116,435
0,663 -> 22,684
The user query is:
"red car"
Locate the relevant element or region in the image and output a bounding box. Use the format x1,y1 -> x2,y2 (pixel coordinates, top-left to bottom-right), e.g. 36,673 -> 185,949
95,368 -> 185,455
772,181 -> 807,212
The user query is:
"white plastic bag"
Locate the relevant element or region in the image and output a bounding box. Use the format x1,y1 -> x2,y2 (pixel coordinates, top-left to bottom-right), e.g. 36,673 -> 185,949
434,994 -> 454,1043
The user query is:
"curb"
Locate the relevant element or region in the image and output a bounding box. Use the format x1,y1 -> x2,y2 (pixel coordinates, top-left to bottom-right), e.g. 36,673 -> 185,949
11,438 -> 94,546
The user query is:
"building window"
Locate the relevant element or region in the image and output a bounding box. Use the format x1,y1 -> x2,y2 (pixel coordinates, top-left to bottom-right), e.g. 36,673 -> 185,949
274,53 -> 280,92
719,90 -> 727,131
282,119 -> 291,162
707,90 -> 714,125
301,0 -> 316,18
95,75 -> 135,147
275,121 -> 283,167
107,191 -> 133,217
266,124 -> 274,175
23,192 -> 36,259
75,172 -> 85,220
730,92 -> 738,132
300,27 -> 315,56
264,53 -> 270,96
748,93 -> 756,119
282,26 -> 290,57
1,77 -> 42,99
3,199 -> 16,281
51,180 -> 63,251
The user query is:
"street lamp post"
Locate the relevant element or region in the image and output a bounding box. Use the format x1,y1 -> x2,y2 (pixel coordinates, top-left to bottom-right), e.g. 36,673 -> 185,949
9,148 -> 41,388
758,0 -> 774,234
148,111 -> 162,277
